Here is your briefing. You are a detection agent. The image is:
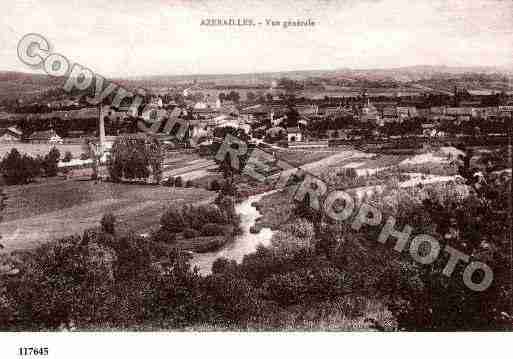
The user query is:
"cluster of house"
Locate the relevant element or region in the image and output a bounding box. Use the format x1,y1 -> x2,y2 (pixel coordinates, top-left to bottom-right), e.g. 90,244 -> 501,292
0,127 -> 63,144
2,88 -> 513,145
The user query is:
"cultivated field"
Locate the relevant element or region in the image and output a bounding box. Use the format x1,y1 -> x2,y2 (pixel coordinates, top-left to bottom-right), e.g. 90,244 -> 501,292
254,147 -> 462,230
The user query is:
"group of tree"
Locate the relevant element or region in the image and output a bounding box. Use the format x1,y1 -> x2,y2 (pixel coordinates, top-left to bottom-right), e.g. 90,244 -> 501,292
108,134 -> 163,184
218,91 -> 240,103
0,147 -> 61,185
277,77 -> 304,94
158,191 -> 239,243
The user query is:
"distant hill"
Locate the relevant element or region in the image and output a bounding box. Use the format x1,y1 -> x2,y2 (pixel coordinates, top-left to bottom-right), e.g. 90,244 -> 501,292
116,65 -> 512,87
1,65 -> 511,102
0,71 -> 65,102
331,65 -> 513,83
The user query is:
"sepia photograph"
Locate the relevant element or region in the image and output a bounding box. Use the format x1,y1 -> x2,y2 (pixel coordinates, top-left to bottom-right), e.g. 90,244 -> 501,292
0,0 -> 513,356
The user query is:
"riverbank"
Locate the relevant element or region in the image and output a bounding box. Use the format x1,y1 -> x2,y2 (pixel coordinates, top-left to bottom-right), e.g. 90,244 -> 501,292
170,233 -> 234,254
191,191 -> 276,274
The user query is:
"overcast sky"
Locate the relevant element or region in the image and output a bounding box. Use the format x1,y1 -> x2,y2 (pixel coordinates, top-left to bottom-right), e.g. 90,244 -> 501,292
1,0 -> 512,77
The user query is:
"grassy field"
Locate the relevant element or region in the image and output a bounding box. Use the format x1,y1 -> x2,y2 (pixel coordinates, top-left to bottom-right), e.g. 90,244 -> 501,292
0,178 -> 215,253
273,148 -> 346,167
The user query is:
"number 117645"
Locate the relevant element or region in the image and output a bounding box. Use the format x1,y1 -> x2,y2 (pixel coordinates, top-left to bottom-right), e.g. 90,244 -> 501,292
18,347 -> 48,356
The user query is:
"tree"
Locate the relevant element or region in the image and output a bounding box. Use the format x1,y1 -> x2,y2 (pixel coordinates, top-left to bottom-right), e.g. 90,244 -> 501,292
284,105 -> 300,127
101,212 -> 116,235
0,149 -> 41,185
63,151 -> 73,163
43,147 -> 60,177
108,134 -> 163,184
82,140 -> 101,181
0,188 -> 6,249
246,91 -> 256,102
277,77 -> 303,96
227,90 -> 240,103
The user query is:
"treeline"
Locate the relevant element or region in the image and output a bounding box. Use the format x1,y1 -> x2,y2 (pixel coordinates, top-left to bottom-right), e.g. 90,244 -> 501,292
17,116 -> 138,138
0,147 -> 61,185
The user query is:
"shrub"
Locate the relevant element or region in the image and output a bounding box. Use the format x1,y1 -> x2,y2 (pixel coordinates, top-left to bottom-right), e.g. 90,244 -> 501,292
43,147 -> 60,177
163,177 -> 173,187
185,180 -> 194,188
160,207 -> 185,232
63,151 -> 73,163
221,179 -> 237,197
337,167 -> 358,179
196,204 -> 226,225
282,218 -> 315,241
262,264 -> 352,306
174,176 -> 183,187
201,223 -> 226,236
101,212 -> 116,235
152,229 -> 176,243
211,258 -> 237,275
210,179 -> 220,191
80,152 -> 90,160
182,228 -> 200,239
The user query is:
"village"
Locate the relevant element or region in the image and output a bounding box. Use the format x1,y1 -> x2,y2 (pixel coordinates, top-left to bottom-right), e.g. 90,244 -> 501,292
0,68 -> 511,332
0,77 -> 512,254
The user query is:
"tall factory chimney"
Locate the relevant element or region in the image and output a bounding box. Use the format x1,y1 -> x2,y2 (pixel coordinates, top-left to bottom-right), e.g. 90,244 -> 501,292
99,105 -> 107,153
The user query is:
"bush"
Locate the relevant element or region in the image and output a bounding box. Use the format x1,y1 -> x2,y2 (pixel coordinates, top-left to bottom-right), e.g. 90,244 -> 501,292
201,223 -> 226,236
262,264 -> 351,306
80,152 -> 90,160
163,177 -> 173,187
282,219 -> 315,241
337,167 -> 358,179
174,176 -> 183,187
43,147 -> 60,177
160,207 -> 185,232
185,180 -> 194,188
0,148 -> 41,185
185,204 -> 225,231
160,203 -> 231,234
210,179 -> 220,191
182,228 -> 200,239
63,151 -> 73,163
101,212 -> 116,235
152,229 -> 176,243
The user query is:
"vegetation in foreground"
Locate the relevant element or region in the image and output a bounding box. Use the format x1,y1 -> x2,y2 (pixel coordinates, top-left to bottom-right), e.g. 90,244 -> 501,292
0,146 -> 510,331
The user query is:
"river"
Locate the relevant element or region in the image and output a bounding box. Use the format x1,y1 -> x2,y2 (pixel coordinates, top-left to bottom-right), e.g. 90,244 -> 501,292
191,191 -> 276,275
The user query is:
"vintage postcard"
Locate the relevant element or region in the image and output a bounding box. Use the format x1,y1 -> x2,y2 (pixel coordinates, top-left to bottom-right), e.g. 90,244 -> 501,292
0,0 -> 512,357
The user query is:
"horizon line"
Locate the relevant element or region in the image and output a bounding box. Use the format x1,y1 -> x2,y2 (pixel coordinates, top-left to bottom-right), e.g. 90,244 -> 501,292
2,63 -> 512,80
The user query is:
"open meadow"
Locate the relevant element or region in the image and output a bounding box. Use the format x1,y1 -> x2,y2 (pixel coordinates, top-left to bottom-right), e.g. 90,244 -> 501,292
0,178 -> 214,253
